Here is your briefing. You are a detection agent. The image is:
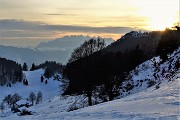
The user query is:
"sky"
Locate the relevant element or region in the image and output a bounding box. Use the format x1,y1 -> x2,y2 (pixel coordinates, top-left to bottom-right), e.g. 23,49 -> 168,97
0,0 -> 179,47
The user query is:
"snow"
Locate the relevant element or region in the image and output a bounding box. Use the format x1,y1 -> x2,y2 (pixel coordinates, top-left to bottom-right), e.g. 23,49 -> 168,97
1,76 -> 179,120
121,31 -> 149,39
119,48 -> 180,98
0,48 -> 179,120
0,69 -> 61,102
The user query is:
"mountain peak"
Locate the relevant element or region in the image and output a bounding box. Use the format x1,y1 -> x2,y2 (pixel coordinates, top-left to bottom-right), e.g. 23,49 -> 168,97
120,31 -> 149,40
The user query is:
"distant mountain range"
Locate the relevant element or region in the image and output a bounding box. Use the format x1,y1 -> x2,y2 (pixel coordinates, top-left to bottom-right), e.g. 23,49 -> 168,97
0,35 -> 114,66
0,32 -> 163,67
36,35 -> 114,51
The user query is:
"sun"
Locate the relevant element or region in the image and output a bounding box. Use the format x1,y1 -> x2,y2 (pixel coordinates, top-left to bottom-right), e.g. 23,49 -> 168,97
134,0 -> 179,31
147,14 -> 177,31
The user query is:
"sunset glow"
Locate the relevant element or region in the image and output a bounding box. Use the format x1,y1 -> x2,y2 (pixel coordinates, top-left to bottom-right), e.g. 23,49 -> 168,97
0,0 -> 179,46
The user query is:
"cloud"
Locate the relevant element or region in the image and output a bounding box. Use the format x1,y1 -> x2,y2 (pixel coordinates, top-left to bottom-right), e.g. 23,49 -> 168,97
45,13 -> 77,16
0,19 -> 140,34
0,19 -> 145,46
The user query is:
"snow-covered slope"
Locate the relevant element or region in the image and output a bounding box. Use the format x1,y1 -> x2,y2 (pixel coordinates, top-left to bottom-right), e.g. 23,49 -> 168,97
1,48 -> 179,120
120,48 -> 179,98
1,73 -> 179,120
43,77 -> 179,120
0,69 -> 61,102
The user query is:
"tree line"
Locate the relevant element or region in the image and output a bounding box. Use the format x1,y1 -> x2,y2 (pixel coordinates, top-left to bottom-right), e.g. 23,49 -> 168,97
23,61 -> 64,79
0,58 -> 22,86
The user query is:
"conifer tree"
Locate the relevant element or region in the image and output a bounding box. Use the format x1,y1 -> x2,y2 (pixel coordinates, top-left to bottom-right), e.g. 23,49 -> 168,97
22,62 -> 28,71
30,63 -> 36,71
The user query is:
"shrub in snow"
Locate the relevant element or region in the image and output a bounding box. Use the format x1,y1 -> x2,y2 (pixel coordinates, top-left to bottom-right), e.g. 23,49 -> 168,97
7,83 -> 11,87
140,80 -> 143,83
147,80 -> 156,88
19,109 -> 32,116
174,60 -> 179,71
53,74 -> 61,81
161,68 -> 165,76
0,102 -> 5,113
141,63 -> 148,70
45,80 -> 48,84
134,68 -> 139,75
125,83 -> 134,92
67,102 -> 79,112
13,107 -> 21,113
156,85 -> 160,89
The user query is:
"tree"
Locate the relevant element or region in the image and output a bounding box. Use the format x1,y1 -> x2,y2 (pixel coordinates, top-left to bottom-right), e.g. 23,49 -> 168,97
29,92 -> 36,105
64,38 -> 105,106
0,102 -> 5,113
45,80 -> 48,84
10,93 -> 21,111
3,94 -> 12,105
157,29 -> 179,62
26,79 -> 29,85
44,67 -> 50,79
36,91 -> 43,104
174,60 -> 179,71
11,93 -> 21,103
3,93 -> 21,111
23,79 -> 28,85
30,63 -> 36,71
103,76 -> 120,101
68,38 -> 105,63
131,44 -> 146,67
41,75 -> 44,82
0,58 -> 23,86
22,62 -> 28,71
34,61 -> 63,78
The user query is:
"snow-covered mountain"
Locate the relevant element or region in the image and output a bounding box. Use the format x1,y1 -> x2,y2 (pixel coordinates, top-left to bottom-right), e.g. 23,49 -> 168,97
0,47 -> 179,119
36,35 -> 114,51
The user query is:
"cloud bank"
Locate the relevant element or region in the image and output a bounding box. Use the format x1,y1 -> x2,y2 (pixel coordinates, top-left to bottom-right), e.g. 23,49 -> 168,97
0,19 -> 142,46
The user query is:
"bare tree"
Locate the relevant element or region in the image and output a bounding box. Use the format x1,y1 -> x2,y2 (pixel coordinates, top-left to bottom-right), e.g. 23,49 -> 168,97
36,91 -> 43,104
3,94 -> 12,105
29,92 -> 36,105
10,93 -> 21,111
68,38 -> 105,63
66,38 -> 105,106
